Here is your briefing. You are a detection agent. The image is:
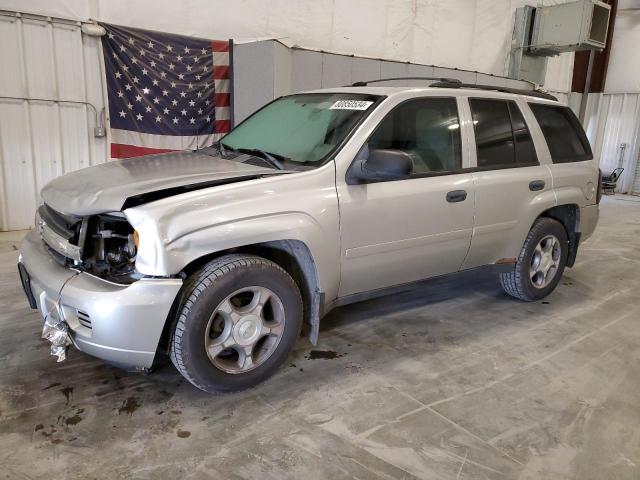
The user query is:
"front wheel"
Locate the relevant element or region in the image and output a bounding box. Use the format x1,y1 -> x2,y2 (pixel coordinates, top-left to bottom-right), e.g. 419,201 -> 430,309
170,254 -> 303,393
500,217 -> 568,301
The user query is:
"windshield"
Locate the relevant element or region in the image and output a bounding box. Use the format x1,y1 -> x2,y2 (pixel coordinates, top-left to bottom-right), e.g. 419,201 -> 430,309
220,93 -> 381,165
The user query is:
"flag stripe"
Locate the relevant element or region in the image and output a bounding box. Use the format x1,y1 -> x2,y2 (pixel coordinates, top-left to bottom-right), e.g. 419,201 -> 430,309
111,143 -> 178,159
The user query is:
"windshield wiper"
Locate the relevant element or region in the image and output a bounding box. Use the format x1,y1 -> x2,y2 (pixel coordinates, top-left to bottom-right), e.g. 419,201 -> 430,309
234,148 -> 287,170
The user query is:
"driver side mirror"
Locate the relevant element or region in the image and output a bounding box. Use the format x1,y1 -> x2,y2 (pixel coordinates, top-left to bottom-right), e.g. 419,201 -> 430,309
346,147 -> 413,184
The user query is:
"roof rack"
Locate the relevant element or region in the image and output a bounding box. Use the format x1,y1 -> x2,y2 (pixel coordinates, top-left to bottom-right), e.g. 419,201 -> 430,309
351,77 -> 463,87
429,81 -> 557,101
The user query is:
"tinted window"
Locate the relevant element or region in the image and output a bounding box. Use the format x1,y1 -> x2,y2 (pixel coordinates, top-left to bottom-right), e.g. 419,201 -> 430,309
508,102 -> 537,165
528,104 -> 593,163
367,97 -> 461,173
470,99 -> 516,168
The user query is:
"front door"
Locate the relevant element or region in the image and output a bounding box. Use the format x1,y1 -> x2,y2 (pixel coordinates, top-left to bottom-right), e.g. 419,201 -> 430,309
337,97 -> 475,297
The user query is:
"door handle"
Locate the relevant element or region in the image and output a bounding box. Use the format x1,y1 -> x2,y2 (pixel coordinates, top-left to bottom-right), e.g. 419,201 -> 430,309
446,190 -> 467,203
529,180 -> 546,191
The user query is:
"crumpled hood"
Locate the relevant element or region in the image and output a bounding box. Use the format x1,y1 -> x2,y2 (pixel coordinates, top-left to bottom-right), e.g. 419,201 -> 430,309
41,151 -> 276,216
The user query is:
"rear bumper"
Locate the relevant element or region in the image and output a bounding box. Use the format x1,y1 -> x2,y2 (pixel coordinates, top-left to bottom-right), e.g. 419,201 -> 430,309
580,204 -> 599,242
18,229 -> 182,369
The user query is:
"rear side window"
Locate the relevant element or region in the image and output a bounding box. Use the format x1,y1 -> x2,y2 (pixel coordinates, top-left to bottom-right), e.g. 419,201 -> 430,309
528,104 -> 593,163
469,99 -> 538,168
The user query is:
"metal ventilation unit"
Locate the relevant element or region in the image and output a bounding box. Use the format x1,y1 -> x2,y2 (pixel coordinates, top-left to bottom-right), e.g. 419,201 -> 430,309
509,0 -> 611,85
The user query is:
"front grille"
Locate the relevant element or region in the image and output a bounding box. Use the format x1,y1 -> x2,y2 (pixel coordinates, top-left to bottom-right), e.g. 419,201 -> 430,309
77,310 -> 92,329
38,204 -> 79,242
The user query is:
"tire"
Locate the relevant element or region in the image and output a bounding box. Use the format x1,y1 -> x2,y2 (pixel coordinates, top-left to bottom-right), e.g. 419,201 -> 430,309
500,217 -> 568,301
169,254 -> 303,393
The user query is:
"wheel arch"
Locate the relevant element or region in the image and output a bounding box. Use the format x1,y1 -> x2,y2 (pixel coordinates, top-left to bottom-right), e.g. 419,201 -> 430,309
156,239 -> 323,358
536,203 -> 581,267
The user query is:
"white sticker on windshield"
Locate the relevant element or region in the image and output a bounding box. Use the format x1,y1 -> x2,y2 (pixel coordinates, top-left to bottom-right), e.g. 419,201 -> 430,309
330,100 -> 374,110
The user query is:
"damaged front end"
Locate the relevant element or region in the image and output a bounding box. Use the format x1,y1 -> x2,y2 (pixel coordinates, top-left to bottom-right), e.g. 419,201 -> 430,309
34,204 -> 142,361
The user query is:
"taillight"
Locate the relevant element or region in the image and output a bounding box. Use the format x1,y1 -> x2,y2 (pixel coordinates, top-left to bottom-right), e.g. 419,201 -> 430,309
596,168 -> 603,204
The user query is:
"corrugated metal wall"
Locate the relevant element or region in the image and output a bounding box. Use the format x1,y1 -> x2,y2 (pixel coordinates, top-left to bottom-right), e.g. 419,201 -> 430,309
580,92 -> 640,193
0,11 -> 108,231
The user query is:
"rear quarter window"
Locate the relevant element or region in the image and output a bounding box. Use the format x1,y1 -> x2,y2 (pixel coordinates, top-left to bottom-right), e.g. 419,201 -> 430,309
528,103 -> 593,163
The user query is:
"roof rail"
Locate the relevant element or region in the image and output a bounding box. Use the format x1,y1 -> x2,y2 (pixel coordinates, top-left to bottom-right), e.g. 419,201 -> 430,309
351,77 -> 462,87
429,81 -> 558,101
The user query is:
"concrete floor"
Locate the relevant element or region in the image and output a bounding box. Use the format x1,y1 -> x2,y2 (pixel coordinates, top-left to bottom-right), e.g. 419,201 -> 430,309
0,195 -> 639,480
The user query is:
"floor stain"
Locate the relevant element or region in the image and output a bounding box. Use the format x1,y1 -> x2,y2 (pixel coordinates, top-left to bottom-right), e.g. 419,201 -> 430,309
65,415 -> 82,426
177,429 -> 191,438
43,382 -> 61,390
305,350 -> 345,360
34,423 -> 43,431
61,386 -> 73,405
118,397 -> 140,416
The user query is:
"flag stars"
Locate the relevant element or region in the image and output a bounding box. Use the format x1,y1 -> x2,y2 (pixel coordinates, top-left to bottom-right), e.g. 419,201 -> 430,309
197,108 -> 203,114
108,32 -> 115,39
171,99 -> 178,106
136,113 -> 143,120
119,45 -> 127,52
127,103 -> 133,110
117,91 -> 124,98
145,106 -> 152,113
173,117 -> 179,124
139,49 -> 146,56
118,110 -> 126,117
201,47 -> 207,55
121,64 -> 129,72
150,60 -> 156,68
188,82 -> 194,89
152,79 -> 159,86
131,57 -> 137,64
189,117 -> 195,124
115,71 -> 122,79
168,63 -> 175,70
170,81 -> 177,88
178,73 -> 184,80
181,109 -> 187,116
125,84 -> 132,91
180,91 -> 187,98
184,46 -> 190,53
135,94 -> 142,102
142,87 -> 150,94
188,100 -> 195,107
195,74 -> 202,80
155,115 -> 162,123
148,41 -> 154,49
166,45 -> 173,52
142,68 -> 148,75
158,52 -> 165,60
194,56 -> 199,63
177,54 -> 183,61
160,72 -> 167,78
153,97 -> 160,104
133,76 -> 139,84
186,65 -> 192,72
196,91 -> 202,98
162,89 -> 169,96
163,108 -> 170,115
128,37 -> 135,45
206,116 -> 211,122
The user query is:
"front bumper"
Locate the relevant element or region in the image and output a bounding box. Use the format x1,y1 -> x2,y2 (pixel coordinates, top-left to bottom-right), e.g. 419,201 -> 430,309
18,229 -> 183,369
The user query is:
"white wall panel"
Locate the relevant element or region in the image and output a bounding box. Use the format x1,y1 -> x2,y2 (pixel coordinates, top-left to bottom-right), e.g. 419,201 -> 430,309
0,100 -> 37,230
0,11 -> 107,231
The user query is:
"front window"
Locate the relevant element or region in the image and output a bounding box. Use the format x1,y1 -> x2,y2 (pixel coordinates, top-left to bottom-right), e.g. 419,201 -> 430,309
220,93 -> 381,167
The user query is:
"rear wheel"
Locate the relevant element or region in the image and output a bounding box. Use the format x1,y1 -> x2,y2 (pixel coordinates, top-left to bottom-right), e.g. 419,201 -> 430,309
500,218 -> 568,301
170,254 -> 303,393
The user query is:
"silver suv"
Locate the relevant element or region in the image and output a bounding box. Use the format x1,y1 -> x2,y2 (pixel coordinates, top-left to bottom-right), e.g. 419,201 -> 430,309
18,79 -> 601,392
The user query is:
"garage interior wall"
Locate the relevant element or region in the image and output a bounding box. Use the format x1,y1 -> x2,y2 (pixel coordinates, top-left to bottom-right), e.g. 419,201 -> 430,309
571,2 -> 640,193
0,12 -> 107,231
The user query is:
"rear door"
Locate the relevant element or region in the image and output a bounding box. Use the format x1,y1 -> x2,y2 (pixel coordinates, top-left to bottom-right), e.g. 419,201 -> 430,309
462,97 -> 554,269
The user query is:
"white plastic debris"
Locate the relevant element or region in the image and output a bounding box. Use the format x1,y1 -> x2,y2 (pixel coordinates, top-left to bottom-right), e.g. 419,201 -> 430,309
42,314 -> 72,362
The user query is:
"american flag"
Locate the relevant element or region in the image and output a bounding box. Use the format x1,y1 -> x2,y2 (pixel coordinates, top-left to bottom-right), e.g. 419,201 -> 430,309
101,23 -> 231,159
